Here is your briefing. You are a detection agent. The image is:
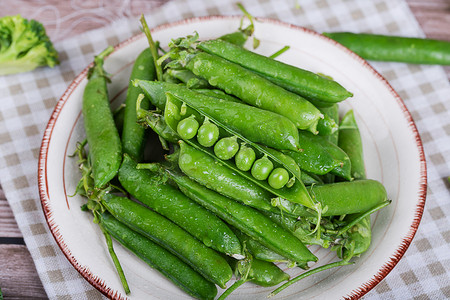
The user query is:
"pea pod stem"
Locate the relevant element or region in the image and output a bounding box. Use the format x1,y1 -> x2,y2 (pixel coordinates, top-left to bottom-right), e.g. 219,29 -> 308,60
140,14 -> 163,81
338,200 -> 391,236
98,221 -> 130,294
269,260 -> 353,297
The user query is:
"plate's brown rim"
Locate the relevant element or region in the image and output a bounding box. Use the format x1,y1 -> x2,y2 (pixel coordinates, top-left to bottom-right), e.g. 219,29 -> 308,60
37,15 -> 427,300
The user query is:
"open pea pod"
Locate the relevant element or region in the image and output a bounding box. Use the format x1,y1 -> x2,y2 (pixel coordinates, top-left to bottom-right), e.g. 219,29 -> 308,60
162,90 -> 317,210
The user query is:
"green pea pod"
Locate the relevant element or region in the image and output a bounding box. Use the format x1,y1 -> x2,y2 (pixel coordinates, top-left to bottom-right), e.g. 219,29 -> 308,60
177,140 -> 277,213
135,95 -> 180,144
227,257 -> 290,287
316,112 -> 339,136
338,110 -> 365,180
176,51 -> 322,133
102,194 -> 233,288
139,80 -> 301,152
135,79 -> 166,110
166,68 -> 211,89
160,166 -> 317,265
323,32 -> 450,65
119,154 -> 243,258
197,39 -> 353,103
284,131 -> 342,175
320,104 -> 340,145
122,48 -> 156,161
100,212 -> 218,300
82,46 -> 122,188
244,259 -> 290,287
232,228 -> 288,263
178,140 -> 316,210
319,104 -> 339,183
262,211 -> 330,248
309,179 -> 387,216
338,109 -> 371,257
195,88 -> 243,103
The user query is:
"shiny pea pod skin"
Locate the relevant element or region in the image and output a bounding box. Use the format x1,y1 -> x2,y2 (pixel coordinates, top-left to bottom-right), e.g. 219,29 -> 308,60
122,48 -> 156,162
177,141 -> 278,214
232,229 -> 288,263
338,109 -> 371,256
245,259 -> 290,287
100,212 -> 218,300
183,51 -> 322,134
323,32 -> 450,65
160,81 -> 301,151
119,154 -> 243,258
82,47 -> 122,188
284,131 -> 342,175
164,168 -> 317,264
338,110 -> 365,180
102,194 -> 233,288
309,179 -> 387,216
166,68 -> 211,89
197,39 -> 353,103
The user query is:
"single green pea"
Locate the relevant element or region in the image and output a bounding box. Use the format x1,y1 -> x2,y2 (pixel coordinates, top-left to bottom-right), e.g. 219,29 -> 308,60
268,168 -> 290,189
251,155 -> 274,181
177,115 -> 199,140
214,136 -> 239,160
235,144 -> 256,171
197,120 -> 220,147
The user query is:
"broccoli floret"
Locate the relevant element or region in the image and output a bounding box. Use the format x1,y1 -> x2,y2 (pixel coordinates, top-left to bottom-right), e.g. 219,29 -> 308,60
0,15 -> 59,75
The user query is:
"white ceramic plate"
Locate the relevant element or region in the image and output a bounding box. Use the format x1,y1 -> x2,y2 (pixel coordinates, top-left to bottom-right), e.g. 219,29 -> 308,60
38,16 -> 427,299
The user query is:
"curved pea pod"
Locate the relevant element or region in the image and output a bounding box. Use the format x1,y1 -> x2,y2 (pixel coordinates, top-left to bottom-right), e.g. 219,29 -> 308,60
135,79 -> 167,110
262,211 -> 330,248
195,88 -> 243,103
82,46 -> 122,188
119,154 -> 243,258
197,39 -> 353,104
178,140 -> 316,210
309,179 -> 387,216
176,51 -> 322,133
284,131 -> 342,175
231,228 -> 288,263
177,140 -> 278,213
338,109 -> 372,258
316,112 -> 339,136
122,48 -> 156,162
166,68 -> 211,89
161,167 -> 317,265
338,110 -> 365,180
100,212 -> 218,300
102,194 -> 233,288
227,258 -> 290,287
140,81 -> 301,152
135,95 -> 180,145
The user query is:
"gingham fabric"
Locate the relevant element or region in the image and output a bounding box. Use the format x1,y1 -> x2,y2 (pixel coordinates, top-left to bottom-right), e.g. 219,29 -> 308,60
0,0 -> 449,298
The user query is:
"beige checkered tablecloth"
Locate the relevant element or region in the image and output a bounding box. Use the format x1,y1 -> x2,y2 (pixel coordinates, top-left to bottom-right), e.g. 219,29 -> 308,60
1,0 -> 449,298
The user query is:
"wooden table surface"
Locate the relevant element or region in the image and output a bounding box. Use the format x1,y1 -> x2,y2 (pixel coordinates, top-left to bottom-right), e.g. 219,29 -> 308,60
0,0 -> 449,299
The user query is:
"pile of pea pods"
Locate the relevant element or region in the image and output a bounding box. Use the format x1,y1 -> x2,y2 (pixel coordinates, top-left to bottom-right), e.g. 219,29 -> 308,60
74,13 -> 391,300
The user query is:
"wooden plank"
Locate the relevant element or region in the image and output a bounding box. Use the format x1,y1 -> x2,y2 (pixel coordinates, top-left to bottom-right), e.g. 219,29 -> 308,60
0,196 -> 23,238
0,244 -> 47,299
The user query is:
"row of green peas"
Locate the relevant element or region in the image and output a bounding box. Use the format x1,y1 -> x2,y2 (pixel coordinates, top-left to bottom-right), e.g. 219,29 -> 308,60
177,114 -> 290,190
